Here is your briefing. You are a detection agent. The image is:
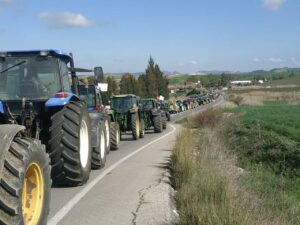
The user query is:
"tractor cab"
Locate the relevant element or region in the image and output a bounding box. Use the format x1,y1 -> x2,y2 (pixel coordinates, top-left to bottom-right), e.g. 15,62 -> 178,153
0,49 -> 80,138
110,95 -> 138,113
141,98 -> 155,111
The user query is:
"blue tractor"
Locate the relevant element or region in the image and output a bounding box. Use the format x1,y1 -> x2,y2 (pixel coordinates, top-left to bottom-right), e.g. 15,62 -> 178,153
78,67 -> 112,169
0,50 -> 94,224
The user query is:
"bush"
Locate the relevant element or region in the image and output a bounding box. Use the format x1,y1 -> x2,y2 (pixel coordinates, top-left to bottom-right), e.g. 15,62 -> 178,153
187,108 -> 224,129
228,94 -> 243,106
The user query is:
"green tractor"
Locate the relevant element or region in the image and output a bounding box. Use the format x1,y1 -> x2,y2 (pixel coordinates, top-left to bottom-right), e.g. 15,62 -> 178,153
140,98 -> 166,133
107,94 -> 145,141
160,101 -> 171,121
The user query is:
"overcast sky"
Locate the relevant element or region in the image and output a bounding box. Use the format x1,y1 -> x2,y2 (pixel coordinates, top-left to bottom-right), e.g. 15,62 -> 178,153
0,0 -> 299,73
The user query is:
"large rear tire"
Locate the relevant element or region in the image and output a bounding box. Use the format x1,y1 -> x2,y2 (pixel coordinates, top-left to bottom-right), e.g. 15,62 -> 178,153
162,114 -> 167,130
140,119 -> 145,138
167,113 -> 171,121
104,118 -> 111,155
153,115 -> 162,133
0,137 -> 51,225
91,122 -> 107,170
131,113 -> 140,140
48,101 -> 92,186
110,122 -> 120,150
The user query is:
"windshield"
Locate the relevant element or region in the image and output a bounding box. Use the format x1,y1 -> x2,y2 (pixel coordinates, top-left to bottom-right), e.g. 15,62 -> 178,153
141,100 -> 154,110
78,85 -> 96,107
0,56 -> 60,100
111,97 -> 134,110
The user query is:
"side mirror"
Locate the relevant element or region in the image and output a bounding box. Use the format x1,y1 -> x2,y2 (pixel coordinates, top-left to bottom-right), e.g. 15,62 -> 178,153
94,67 -> 104,83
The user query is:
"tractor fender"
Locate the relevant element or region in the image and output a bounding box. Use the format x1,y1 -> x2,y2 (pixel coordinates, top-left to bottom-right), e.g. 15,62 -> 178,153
0,124 -> 25,170
45,92 -> 81,108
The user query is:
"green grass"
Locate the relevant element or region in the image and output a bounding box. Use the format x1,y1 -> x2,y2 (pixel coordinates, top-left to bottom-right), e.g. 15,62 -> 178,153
225,101 -> 300,224
168,75 -> 189,86
270,76 -> 300,86
171,111 -> 284,225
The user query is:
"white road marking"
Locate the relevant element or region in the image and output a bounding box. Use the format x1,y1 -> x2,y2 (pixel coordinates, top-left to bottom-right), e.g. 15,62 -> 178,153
48,124 -> 177,225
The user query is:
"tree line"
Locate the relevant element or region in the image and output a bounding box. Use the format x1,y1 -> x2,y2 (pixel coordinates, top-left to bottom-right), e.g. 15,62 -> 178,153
102,57 -> 169,103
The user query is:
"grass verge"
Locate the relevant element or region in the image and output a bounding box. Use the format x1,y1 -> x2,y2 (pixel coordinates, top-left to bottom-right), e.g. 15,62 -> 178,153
170,109 -> 284,225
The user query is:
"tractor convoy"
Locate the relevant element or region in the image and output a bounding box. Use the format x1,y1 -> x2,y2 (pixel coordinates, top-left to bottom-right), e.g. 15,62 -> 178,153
0,49 -> 217,225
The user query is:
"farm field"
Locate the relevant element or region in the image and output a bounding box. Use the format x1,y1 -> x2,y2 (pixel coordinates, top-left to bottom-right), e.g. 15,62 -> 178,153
171,93 -> 300,225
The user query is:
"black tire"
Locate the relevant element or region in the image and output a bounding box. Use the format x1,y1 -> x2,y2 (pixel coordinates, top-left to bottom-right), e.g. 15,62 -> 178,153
110,122 -> 120,150
0,137 -> 51,225
162,114 -> 167,130
167,113 -> 171,121
103,118 -> 111,155
140,119 -> 145,138
48,101 -> 92,186
131,113 -> 140,140
153,115 -> 162,133
91,123 -> 107,170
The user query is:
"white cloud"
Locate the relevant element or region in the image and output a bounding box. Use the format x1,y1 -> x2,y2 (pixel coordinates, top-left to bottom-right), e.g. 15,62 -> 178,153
262,0 -> 286,11
190,60 -> 199,65
253,57 -> 260,62
38,11 -> 95,29
267,57 -> 283,63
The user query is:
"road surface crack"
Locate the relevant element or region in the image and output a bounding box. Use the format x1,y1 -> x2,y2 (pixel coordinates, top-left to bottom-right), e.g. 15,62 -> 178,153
131,173 -> 167,225
131,184 -> 152,225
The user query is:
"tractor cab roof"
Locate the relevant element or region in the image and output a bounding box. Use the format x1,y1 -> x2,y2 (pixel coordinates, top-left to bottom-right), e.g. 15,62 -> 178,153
0,49 -> 72,63
112,94 -> 137,98
141,98 -> 155,101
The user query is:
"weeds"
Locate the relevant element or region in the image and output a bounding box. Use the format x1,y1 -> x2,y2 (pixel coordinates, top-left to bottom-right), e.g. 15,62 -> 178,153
228,94 -> 244,106
171,110 -> 284,225
186,108 -> 223,129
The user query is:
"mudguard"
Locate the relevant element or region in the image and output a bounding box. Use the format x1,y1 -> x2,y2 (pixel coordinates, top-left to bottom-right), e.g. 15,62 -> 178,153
0,124 -> 25,170
45,92 -> 80,108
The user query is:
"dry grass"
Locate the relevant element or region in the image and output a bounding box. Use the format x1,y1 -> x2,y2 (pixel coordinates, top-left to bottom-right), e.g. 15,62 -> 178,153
171,110 -> 285,225
186,108 -> 224,129
227,91 -> 300,106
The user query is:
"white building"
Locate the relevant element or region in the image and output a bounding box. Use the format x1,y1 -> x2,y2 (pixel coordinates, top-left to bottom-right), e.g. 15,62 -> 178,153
230,80 -> 252,86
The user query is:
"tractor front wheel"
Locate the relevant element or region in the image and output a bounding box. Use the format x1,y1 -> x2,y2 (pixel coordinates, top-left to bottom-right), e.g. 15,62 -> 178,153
153,115 -> 163,133
131,113 -> 140,140
0,137 -> 51,225
110,122 -> 120,150
91,123 -> 107,169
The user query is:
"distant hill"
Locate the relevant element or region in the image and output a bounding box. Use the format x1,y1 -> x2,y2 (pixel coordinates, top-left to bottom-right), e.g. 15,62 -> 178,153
196,70 -> 241,75
250,70 -> 268,74
270,67 -> 289,73
251,67 -> 300,74
104,67 -> 300,79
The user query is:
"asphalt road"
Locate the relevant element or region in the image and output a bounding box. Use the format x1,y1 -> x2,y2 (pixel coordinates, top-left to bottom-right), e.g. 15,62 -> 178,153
47,98 -> 223,225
